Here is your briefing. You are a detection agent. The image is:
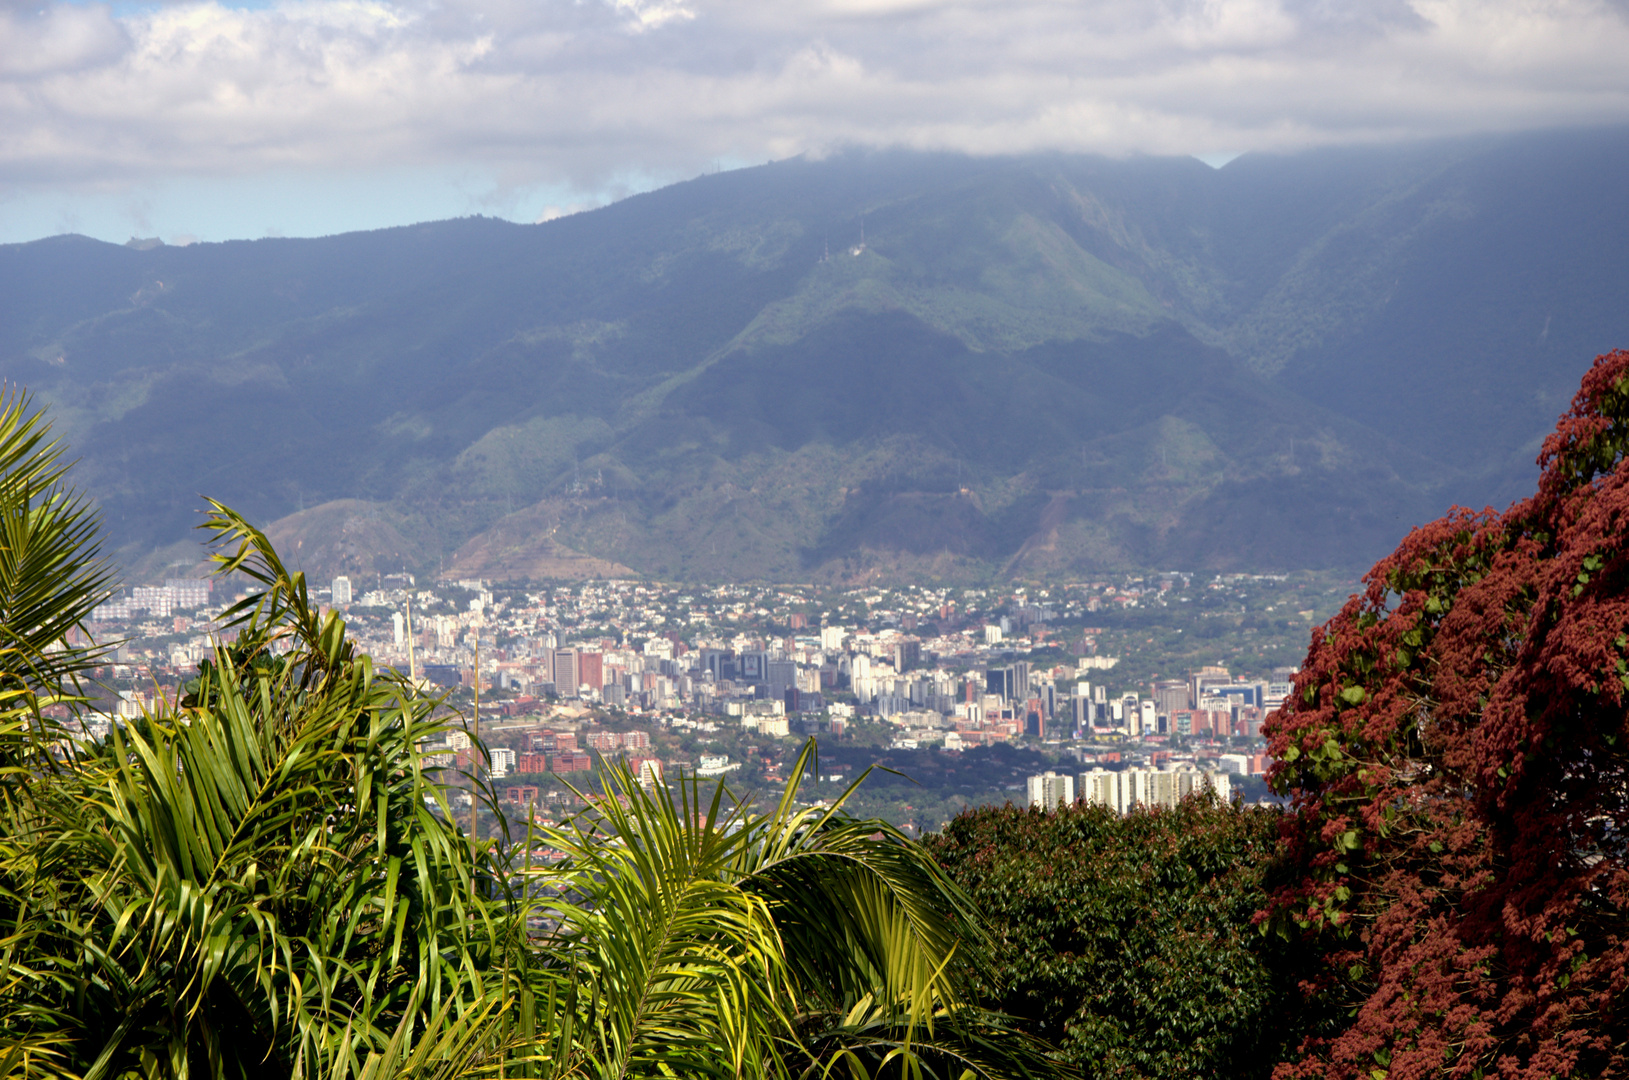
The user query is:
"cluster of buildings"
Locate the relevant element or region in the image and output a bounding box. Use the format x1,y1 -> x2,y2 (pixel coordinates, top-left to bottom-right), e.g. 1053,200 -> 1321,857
79,570 -> 1298,815
1028,764 -> 1236,814
90,579 -> 213,622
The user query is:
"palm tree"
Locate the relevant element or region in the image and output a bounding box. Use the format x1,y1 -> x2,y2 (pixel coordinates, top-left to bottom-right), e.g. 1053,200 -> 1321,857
0,387 -> 115,787
1,500 -> 526,1078
516,750 -> 1053,1079
0,399 -> 1055,1078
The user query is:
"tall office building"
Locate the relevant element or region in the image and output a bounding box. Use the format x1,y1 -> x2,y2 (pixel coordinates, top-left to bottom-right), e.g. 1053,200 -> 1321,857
1152,679 -> 1190,719
1071,694 -> 1092,734
765,659 -> 798,697
331,576 -> 352,606
553,648 -> 579,697
1012,660 -> 1030,699
1120,694 -> 1141,737
737,651 -> 769,685
985,661 -> 1030,701
577,651 -> 604,691
1188,666 -> 1233,709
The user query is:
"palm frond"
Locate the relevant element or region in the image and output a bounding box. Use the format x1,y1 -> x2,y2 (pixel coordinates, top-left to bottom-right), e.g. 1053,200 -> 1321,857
0,386 -> 115,704
525,761 -> 796,1079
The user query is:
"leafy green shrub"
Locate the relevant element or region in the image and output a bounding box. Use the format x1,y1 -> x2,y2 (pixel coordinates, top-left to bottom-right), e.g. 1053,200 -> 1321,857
928,797 -> 1329,1080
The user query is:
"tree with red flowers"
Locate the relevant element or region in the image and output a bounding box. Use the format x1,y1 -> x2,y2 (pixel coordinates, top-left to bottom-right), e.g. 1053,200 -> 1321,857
1263,349 -> 1629,1079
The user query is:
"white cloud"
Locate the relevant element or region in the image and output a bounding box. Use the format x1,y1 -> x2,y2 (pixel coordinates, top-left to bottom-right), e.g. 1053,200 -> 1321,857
0,2 -> 129,77
2,0 -> 1628,229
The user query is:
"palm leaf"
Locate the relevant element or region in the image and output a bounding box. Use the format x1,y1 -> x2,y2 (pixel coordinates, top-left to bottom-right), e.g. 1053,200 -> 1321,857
0,387 -> 116,701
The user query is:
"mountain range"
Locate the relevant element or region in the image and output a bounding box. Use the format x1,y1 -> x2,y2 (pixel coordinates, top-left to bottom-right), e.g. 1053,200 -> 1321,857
4,126 -> 1628,584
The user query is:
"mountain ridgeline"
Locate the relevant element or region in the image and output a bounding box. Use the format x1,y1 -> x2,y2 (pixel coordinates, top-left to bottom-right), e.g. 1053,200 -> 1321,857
5,127 -> 1628,583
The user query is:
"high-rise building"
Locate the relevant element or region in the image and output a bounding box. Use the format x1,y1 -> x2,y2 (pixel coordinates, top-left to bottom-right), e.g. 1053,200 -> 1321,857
1152,679 -> 1190,719
392,610 -> 404,646
765,659 -> 798,697
331,576 -> 352,606
1079,766 -> 1231,814
1027,771 -> 1074,811
1071,695 -> 1092,734
577,650 -> 604,690
165,579 -> 211,609
1188,665 -> 1233,709
1078,768 -> 1127,813
130,586 -> 173,618
1120,694 -> 1141,738
820,625 -> 846,651
553,648 -> 579,697
737,651 -> 769,684
637,758 -> 664,791
985,661 -> 1030,702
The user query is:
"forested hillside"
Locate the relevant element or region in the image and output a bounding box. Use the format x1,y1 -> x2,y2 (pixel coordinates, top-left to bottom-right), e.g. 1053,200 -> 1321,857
4,127 -> 1627,581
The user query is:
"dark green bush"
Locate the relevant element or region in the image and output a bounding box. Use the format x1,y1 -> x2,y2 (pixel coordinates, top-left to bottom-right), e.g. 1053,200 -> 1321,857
928,796 -> 1329,1080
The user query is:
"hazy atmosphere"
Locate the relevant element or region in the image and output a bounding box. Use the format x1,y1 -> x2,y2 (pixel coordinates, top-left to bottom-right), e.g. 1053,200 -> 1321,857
5,3 -> 1629,1078
6,0 -> 1629,242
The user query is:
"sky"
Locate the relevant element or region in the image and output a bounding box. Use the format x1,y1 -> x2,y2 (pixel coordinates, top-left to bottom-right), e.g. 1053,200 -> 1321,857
3,0 -> 1629,245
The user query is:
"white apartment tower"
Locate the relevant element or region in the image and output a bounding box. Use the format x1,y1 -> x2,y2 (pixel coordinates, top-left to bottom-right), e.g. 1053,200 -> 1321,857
1027,771 -> 1075,812
1078,766 -> 1233,815
331,576 -> 352,606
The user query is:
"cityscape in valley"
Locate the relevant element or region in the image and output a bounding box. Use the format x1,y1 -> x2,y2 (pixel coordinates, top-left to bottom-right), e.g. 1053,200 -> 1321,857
79,565 -> 1343,830
8,0 -> 1629,1068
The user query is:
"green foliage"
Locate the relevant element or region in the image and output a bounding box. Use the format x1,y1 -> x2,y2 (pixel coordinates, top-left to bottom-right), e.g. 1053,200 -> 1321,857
0,501 -> 524,1078
0,386 -> 114,700
927,797 -> 1330,1080
521,746 -> 1057,1079
0,406 -> 1053,1078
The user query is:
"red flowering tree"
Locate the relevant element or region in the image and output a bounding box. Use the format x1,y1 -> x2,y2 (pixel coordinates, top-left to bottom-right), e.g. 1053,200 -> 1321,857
1263,349 -> 1629,1079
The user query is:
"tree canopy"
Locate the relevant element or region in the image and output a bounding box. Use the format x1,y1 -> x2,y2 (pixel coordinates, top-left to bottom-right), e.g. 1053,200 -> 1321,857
927,796 -> 1328,1080
1263,349 -> 1629,1079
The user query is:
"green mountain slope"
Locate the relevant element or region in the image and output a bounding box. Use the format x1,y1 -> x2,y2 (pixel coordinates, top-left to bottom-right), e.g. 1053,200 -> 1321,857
4,129 -> 1627,583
